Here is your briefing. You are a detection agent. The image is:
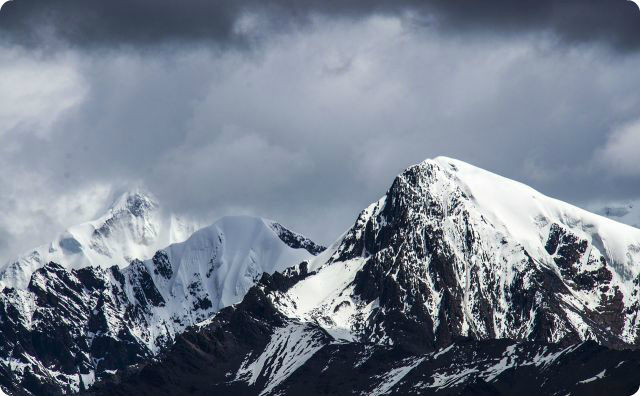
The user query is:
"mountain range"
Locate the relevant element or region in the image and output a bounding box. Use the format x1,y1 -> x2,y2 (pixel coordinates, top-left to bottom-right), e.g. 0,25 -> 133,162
0,191 -> 324,395
2,157 -> 640,396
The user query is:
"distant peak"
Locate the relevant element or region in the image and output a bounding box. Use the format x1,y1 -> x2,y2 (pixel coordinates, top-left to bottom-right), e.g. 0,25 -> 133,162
188,216 -> 326,256
108,187 -> 158,217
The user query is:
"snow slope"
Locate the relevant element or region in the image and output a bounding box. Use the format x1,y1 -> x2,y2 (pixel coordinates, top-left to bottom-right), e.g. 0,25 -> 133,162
437,157 -> 640,275
135,215 -> 319,336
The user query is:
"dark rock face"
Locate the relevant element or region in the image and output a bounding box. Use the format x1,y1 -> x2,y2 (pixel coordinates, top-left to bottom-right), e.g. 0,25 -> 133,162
129,260 -> 166,309
151,251 -> 172,279
268,222 -> 326,255
546,223 -> 612,291
0,263 -> 153,396
0,257 -> 299,395
260,261 -> 312,293
544,223 -> 627,338
0,256 -> 224,395
83,276 -> 640,396
84,283 -> 286,396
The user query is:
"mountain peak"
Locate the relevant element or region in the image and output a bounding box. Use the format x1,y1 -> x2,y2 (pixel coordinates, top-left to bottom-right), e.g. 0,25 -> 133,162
274,156 -> 640,350
107,187 -> 158,217
405,157 -> 640,269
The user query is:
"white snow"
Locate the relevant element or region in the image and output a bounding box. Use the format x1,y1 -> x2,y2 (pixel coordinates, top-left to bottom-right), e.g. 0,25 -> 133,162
369,357 -> 425,396
433,156 -> 640,280
578,369 -> 606,384
286,258 -> 365,315
108,215 -> 317,353
153,215 -> 313,312
235,323 -> 325,395
429,367 -> 480,389
433,344 -> 455,359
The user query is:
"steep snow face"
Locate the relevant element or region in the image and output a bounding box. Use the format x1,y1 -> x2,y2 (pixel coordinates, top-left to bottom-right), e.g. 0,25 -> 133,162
435,157 -> 640,277
273,157 -> 640,350
0,215 -> 322,394
0,189 -> 201,290
140,215 -> 319,326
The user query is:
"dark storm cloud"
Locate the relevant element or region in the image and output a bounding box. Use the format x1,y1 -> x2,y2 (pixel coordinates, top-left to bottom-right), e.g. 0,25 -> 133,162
1,0 -> 640,51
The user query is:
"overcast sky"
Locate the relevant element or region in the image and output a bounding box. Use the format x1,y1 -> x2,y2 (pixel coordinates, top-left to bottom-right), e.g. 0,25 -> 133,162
1,0 -> 640,261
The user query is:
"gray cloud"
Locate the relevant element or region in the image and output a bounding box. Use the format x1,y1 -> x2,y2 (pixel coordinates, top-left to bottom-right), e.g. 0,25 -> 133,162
1,0 -> 640,52
1,8 -> 640,264
597,120 -> 640,176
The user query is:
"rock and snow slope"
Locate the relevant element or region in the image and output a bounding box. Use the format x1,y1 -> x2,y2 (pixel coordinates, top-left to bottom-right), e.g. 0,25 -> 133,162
0,213 -> 324,395
87,157 -> 640,396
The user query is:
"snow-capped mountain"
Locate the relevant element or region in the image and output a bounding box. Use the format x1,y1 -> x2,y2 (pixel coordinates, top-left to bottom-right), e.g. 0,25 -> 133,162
85,157 -> 640,396
0,189 -> 200,291
0,215 -> 324,395
277,156 -> 640,349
